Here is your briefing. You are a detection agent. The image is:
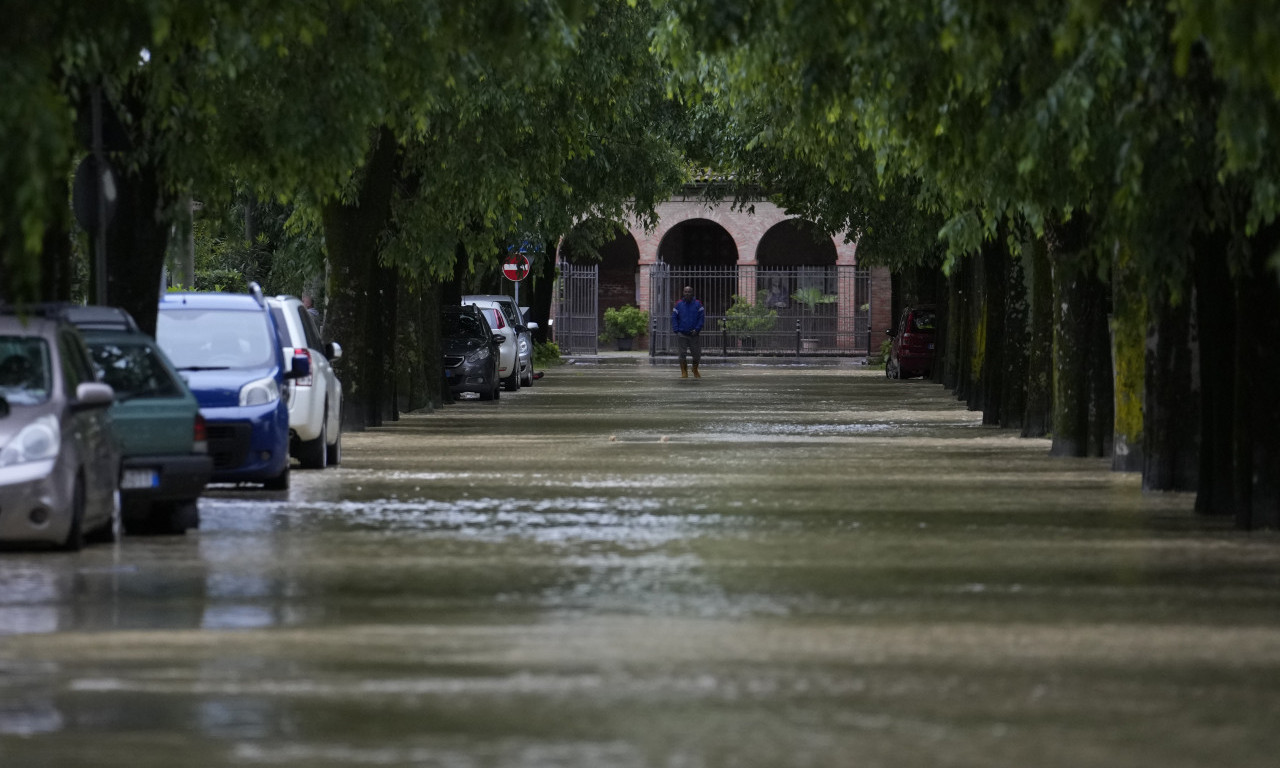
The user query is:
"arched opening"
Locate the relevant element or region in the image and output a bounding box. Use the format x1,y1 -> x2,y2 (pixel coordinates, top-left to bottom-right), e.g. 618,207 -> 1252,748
656,219 -> 738,319
756,219 -> 836,267
754,220 -> 840,315
657,219 -> 738,267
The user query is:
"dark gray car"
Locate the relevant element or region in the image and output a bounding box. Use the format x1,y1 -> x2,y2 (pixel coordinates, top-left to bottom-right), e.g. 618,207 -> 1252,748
462,294 -> 540,386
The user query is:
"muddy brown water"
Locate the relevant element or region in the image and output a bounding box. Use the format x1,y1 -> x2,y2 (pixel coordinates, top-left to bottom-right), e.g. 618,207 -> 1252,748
3,363 -> 1280,767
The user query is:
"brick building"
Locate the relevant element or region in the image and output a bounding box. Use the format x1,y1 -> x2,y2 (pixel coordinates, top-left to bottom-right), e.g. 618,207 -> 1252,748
555,195 -> 892,357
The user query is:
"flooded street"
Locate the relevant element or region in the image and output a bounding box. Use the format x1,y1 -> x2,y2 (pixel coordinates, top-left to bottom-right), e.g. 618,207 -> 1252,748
4,362 -> 1280,767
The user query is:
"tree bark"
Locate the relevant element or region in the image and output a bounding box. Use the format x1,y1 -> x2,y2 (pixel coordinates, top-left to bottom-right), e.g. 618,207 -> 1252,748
1192,237 -> 1233,512
1000,246 -> 1028,429
1085,274 -> 1115,458
1022,236 -> 1053,437
39,173 -> 74,302
1110,244 -> 1146,472
321,126 -> 400,432
1143,283 -> 1199,490
980,238 -> 1007,426
529,235 -> 559,345
105,160 -> 168,337
1234,223 -> 1280,529
1047,216 -> 1094,457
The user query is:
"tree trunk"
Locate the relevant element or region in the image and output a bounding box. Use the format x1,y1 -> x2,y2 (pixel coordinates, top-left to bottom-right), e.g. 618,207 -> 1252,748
1000,247 -> 1028,429
1234,223 -> 1280,529
396,276 -> 442,414
1085,274 -> 1114,458
980,239 -> 1007,426
529,235 -> 559,345
1110,244 -> 1146,472
1047,217 -> 1094,457
1143,284 -> 1199,490
1022,236 -> 1053,437
39,172 -> 74,302
964,253 -> 984,412
105,160 -> 168,337
372,261 -> 397,425
1193,237 -> 1234,514
321,126 -> 399,432
947,260 -> 975,403
940,267 -> 963,391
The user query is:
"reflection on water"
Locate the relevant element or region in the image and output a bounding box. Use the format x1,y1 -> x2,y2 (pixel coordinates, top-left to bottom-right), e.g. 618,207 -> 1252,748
3,367 -> 1280,767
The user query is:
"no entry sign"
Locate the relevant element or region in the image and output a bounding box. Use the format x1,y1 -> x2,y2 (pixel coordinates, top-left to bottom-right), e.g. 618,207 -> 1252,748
502,254 -> 531,282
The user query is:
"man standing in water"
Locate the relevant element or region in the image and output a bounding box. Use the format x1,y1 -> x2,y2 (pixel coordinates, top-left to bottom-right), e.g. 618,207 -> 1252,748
671,285 -> 705,379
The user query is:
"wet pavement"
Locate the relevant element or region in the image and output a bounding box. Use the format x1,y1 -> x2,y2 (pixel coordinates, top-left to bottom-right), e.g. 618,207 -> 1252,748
3,362 -> 1280,767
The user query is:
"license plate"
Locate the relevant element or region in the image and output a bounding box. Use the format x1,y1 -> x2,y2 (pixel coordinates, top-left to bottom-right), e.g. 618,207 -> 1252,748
444,369 -> 454,379
121,468 -> 159,490
928,343 -> 935,350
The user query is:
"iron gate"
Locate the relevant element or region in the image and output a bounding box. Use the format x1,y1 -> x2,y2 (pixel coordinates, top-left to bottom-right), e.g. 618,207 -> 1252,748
554,263 -> 598,354
649,266 -> 871,357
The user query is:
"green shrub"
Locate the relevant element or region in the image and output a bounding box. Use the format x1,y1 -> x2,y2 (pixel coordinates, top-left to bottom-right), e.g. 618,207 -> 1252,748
599,304 -> 649,342
533,340 -> 563,367
722,291 -> 778,335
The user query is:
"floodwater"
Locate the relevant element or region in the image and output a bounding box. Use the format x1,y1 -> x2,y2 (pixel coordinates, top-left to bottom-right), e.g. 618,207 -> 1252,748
3,362 -> 1280,767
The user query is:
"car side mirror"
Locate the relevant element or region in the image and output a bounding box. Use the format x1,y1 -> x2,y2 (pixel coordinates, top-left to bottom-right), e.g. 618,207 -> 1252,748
72,381 -> 115,411
525,321 -> 540,331
286,353 -> 311,380
885,329 -> 895,336
326,341 -> 343,361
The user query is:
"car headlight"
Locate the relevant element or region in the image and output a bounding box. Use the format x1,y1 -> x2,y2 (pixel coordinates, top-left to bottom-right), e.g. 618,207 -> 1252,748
464,347 -> 491,364
239,376 -> 280,406
0,415 -> 60,468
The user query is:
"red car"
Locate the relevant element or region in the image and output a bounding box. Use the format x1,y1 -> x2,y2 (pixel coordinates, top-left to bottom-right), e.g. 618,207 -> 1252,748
886,305 -> 937,379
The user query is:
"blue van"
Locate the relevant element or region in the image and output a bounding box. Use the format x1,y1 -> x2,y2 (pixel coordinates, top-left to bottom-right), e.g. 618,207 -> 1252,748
155,284 -> 309,490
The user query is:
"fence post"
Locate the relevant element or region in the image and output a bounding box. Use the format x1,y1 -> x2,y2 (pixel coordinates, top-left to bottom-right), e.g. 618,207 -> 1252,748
795,319 -> 802,356
649,317 -> 657,358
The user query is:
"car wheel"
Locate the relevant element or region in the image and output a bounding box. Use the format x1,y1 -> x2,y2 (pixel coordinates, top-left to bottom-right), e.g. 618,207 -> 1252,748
163,500 -> 200,535
61,475 -> 86,552
86,490 -> 120,543
298,408 -> 328,469
326,419 -> 342,466
503,369 -> 520,391
263,466 -> 290,491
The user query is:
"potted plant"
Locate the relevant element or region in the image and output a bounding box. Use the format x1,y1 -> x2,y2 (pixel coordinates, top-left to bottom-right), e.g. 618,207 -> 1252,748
722,291 -> 778,350
791,286 -> 837,352
599,304 -> 649,350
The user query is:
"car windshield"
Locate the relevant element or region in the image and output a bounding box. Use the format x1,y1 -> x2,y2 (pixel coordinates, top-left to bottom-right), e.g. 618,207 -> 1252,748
0,337 -> 52,405
443,312 -> 486,340
156,309 -> 276,369
908,310 -> 936,333
86,339 -> 184,400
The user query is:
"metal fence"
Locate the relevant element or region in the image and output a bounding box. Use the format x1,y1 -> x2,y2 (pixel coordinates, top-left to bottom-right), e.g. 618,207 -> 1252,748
554,263 -> 599,354
649,265 -> 871,356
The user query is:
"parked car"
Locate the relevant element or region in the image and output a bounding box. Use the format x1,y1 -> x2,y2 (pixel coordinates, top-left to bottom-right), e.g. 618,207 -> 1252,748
0,307 -> 120,549
442,305 -> 503,401
267,296 -> 343,469
62,305 -> 212,535
155,284 -> 310,490
886,304 -> 937,379
463,294 -> 539,387
472,305 -> 521,392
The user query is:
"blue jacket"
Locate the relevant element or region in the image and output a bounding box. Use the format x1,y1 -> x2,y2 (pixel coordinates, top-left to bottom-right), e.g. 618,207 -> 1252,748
671,297 -> 705,335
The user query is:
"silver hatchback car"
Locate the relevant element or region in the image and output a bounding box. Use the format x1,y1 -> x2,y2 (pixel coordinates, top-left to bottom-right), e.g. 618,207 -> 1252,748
462,294 -> 540,387
0,309 -> 120,549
